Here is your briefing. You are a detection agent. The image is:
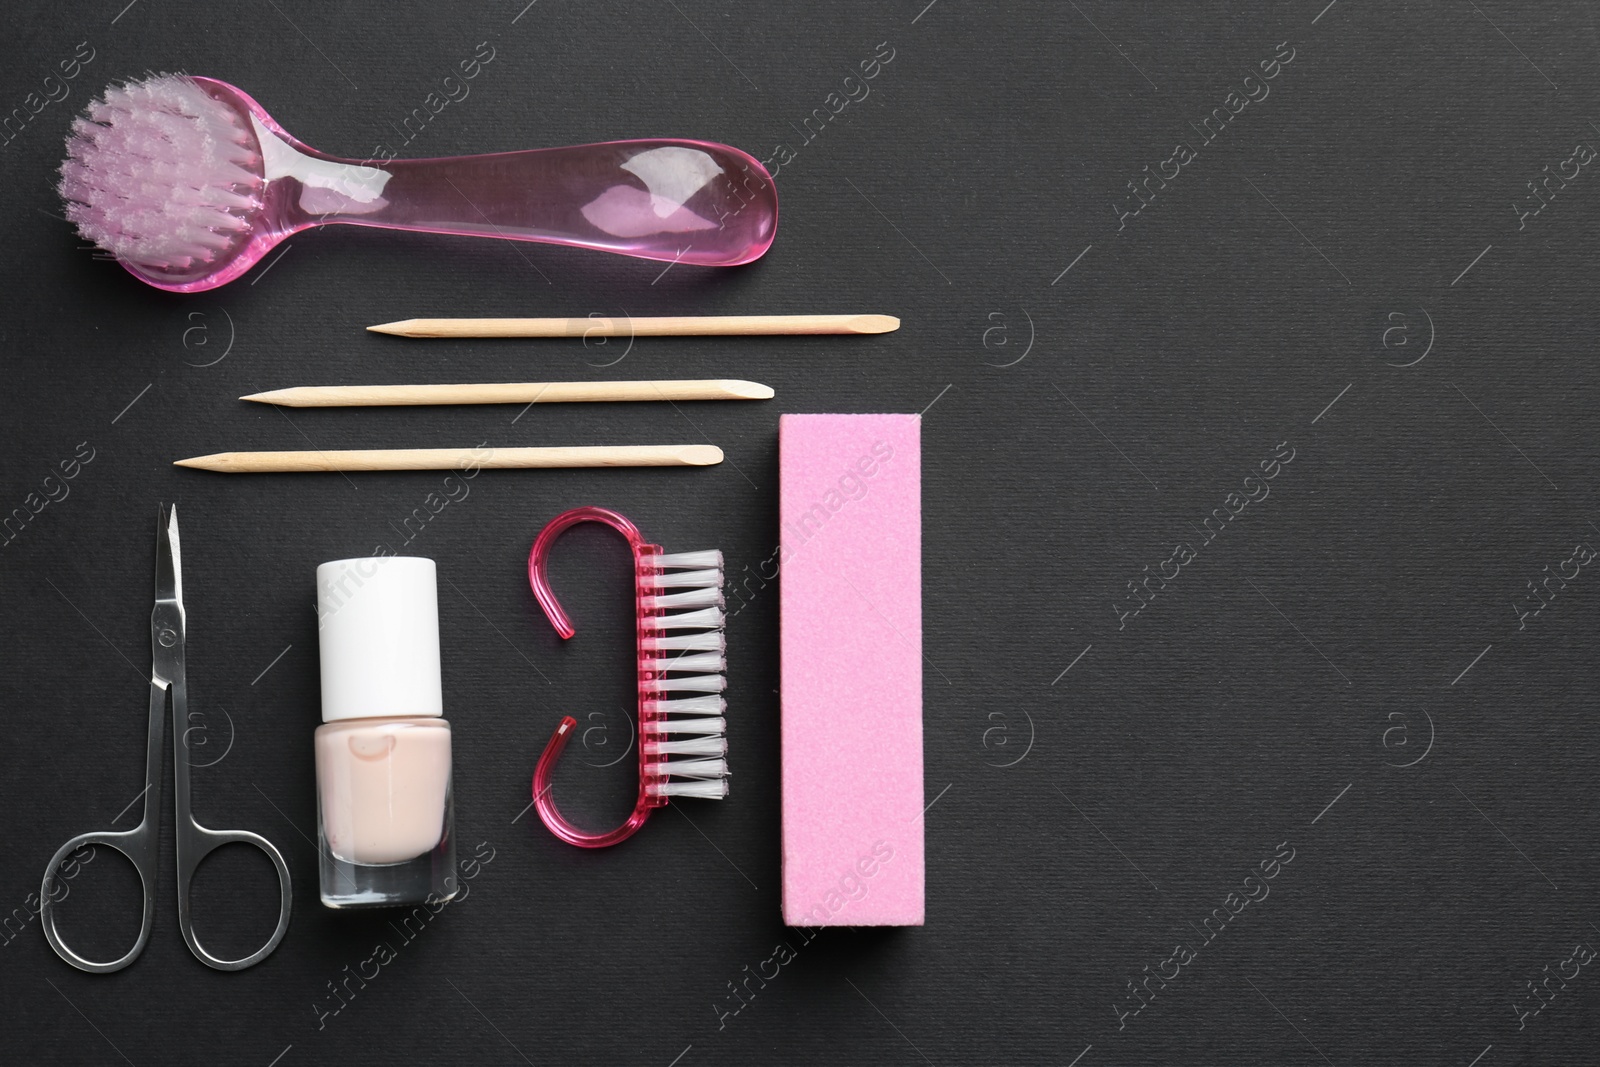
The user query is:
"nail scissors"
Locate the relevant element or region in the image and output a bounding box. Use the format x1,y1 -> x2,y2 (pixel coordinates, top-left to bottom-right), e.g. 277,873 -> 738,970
40,505 -> 292,972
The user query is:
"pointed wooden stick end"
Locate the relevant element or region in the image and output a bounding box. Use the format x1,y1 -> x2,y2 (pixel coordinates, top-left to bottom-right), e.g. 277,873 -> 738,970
173,454 -> 222,471
725,380 -> 776,400
849,314 -> 901,334
366,320 -> 416,336
680,445 -> 725,466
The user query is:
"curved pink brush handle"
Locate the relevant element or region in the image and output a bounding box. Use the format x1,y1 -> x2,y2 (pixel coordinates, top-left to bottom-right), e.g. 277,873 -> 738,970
306,140 -> 778,267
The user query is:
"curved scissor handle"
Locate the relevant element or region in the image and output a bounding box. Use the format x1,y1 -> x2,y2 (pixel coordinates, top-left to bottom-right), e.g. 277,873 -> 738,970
40,827 -> 158,974
527,506 -> 656,848
527,505 -> 645,639
175,822 -> 293,971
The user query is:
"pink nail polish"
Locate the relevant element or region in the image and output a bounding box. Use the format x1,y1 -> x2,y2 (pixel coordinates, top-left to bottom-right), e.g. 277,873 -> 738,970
315,557 -> 456,908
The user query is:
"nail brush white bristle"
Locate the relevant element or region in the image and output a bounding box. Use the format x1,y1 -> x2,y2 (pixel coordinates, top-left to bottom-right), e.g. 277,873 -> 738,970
640,544 -> 730,800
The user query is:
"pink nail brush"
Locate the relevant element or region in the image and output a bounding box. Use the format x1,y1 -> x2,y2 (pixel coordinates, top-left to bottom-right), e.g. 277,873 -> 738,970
58,74 -> 778,292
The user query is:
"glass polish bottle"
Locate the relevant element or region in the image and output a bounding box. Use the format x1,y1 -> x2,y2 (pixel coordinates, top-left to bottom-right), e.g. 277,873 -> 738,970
315,557 -> 456,908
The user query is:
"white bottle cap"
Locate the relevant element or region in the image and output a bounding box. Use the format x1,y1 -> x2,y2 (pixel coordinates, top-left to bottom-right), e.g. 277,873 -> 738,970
316,557 -> 443,722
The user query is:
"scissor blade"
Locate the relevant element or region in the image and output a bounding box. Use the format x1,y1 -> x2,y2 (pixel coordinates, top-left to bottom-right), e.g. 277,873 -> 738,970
155,504 -> 183,607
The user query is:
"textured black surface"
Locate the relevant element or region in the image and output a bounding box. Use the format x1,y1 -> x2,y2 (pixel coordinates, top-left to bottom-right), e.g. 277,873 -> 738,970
4,1 -> 1600,1064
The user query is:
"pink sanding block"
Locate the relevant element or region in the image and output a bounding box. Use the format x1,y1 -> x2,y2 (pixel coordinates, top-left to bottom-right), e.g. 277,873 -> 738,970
779,413 -> 924,926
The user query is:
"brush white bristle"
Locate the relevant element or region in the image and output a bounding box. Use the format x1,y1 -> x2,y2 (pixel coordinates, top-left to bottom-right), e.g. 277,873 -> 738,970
645,652 -> 725,674
646,757 -> 728,778
642,546 -> 728,800
644,736 -> 726,756
652,674 -> 726,693
656,550 -> 722,570
651,716 -> 727,735
59,74 -> 263,273
647,695 -> 726,716
649,567 -> 721,589
645,586 -> 723,611
647,779 -> 729,799
645,606 -> 724,631
642,631 -> 724,652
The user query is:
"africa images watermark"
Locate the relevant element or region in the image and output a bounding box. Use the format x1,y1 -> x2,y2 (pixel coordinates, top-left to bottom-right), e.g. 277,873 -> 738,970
1511,138 -> 1595,232
1511,539 -> 1593,631
713,840 -> 897,1031
1113,40 -> 1297,233
727,439 -> 897,618
1511,938 -> 1596,1032
314,444 -> 493,628
311,840 -> 497,1030
759,41 -> 897,179
1113,840 -> 1297,1030
1112,441 -> 1296,631
0,39 -> 95,149
3,845 -> 96,947
368,40 -> 498,162
2,441 -> 96,551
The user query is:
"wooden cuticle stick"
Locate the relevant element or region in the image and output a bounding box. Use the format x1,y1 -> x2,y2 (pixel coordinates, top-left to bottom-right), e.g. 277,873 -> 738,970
241,379 -> 774,408
174,445 -> 724,473
366,314 -> 899,338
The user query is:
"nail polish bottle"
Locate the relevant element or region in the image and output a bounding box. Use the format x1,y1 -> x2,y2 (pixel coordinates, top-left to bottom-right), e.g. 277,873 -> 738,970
315,557 -> 456,908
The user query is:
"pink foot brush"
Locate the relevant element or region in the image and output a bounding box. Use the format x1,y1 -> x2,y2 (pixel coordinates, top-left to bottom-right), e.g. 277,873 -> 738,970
58,75 -> 778,292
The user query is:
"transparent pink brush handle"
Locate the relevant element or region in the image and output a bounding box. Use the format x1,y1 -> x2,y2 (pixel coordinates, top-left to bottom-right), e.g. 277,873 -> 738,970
303,139 -> 777,267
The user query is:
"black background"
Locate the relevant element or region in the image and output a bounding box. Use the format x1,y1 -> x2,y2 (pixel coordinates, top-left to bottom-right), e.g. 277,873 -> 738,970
4,1 -> 1599,1064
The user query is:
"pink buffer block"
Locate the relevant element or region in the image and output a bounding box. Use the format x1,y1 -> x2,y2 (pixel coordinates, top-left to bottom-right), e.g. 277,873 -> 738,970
779,414 -> 924,926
